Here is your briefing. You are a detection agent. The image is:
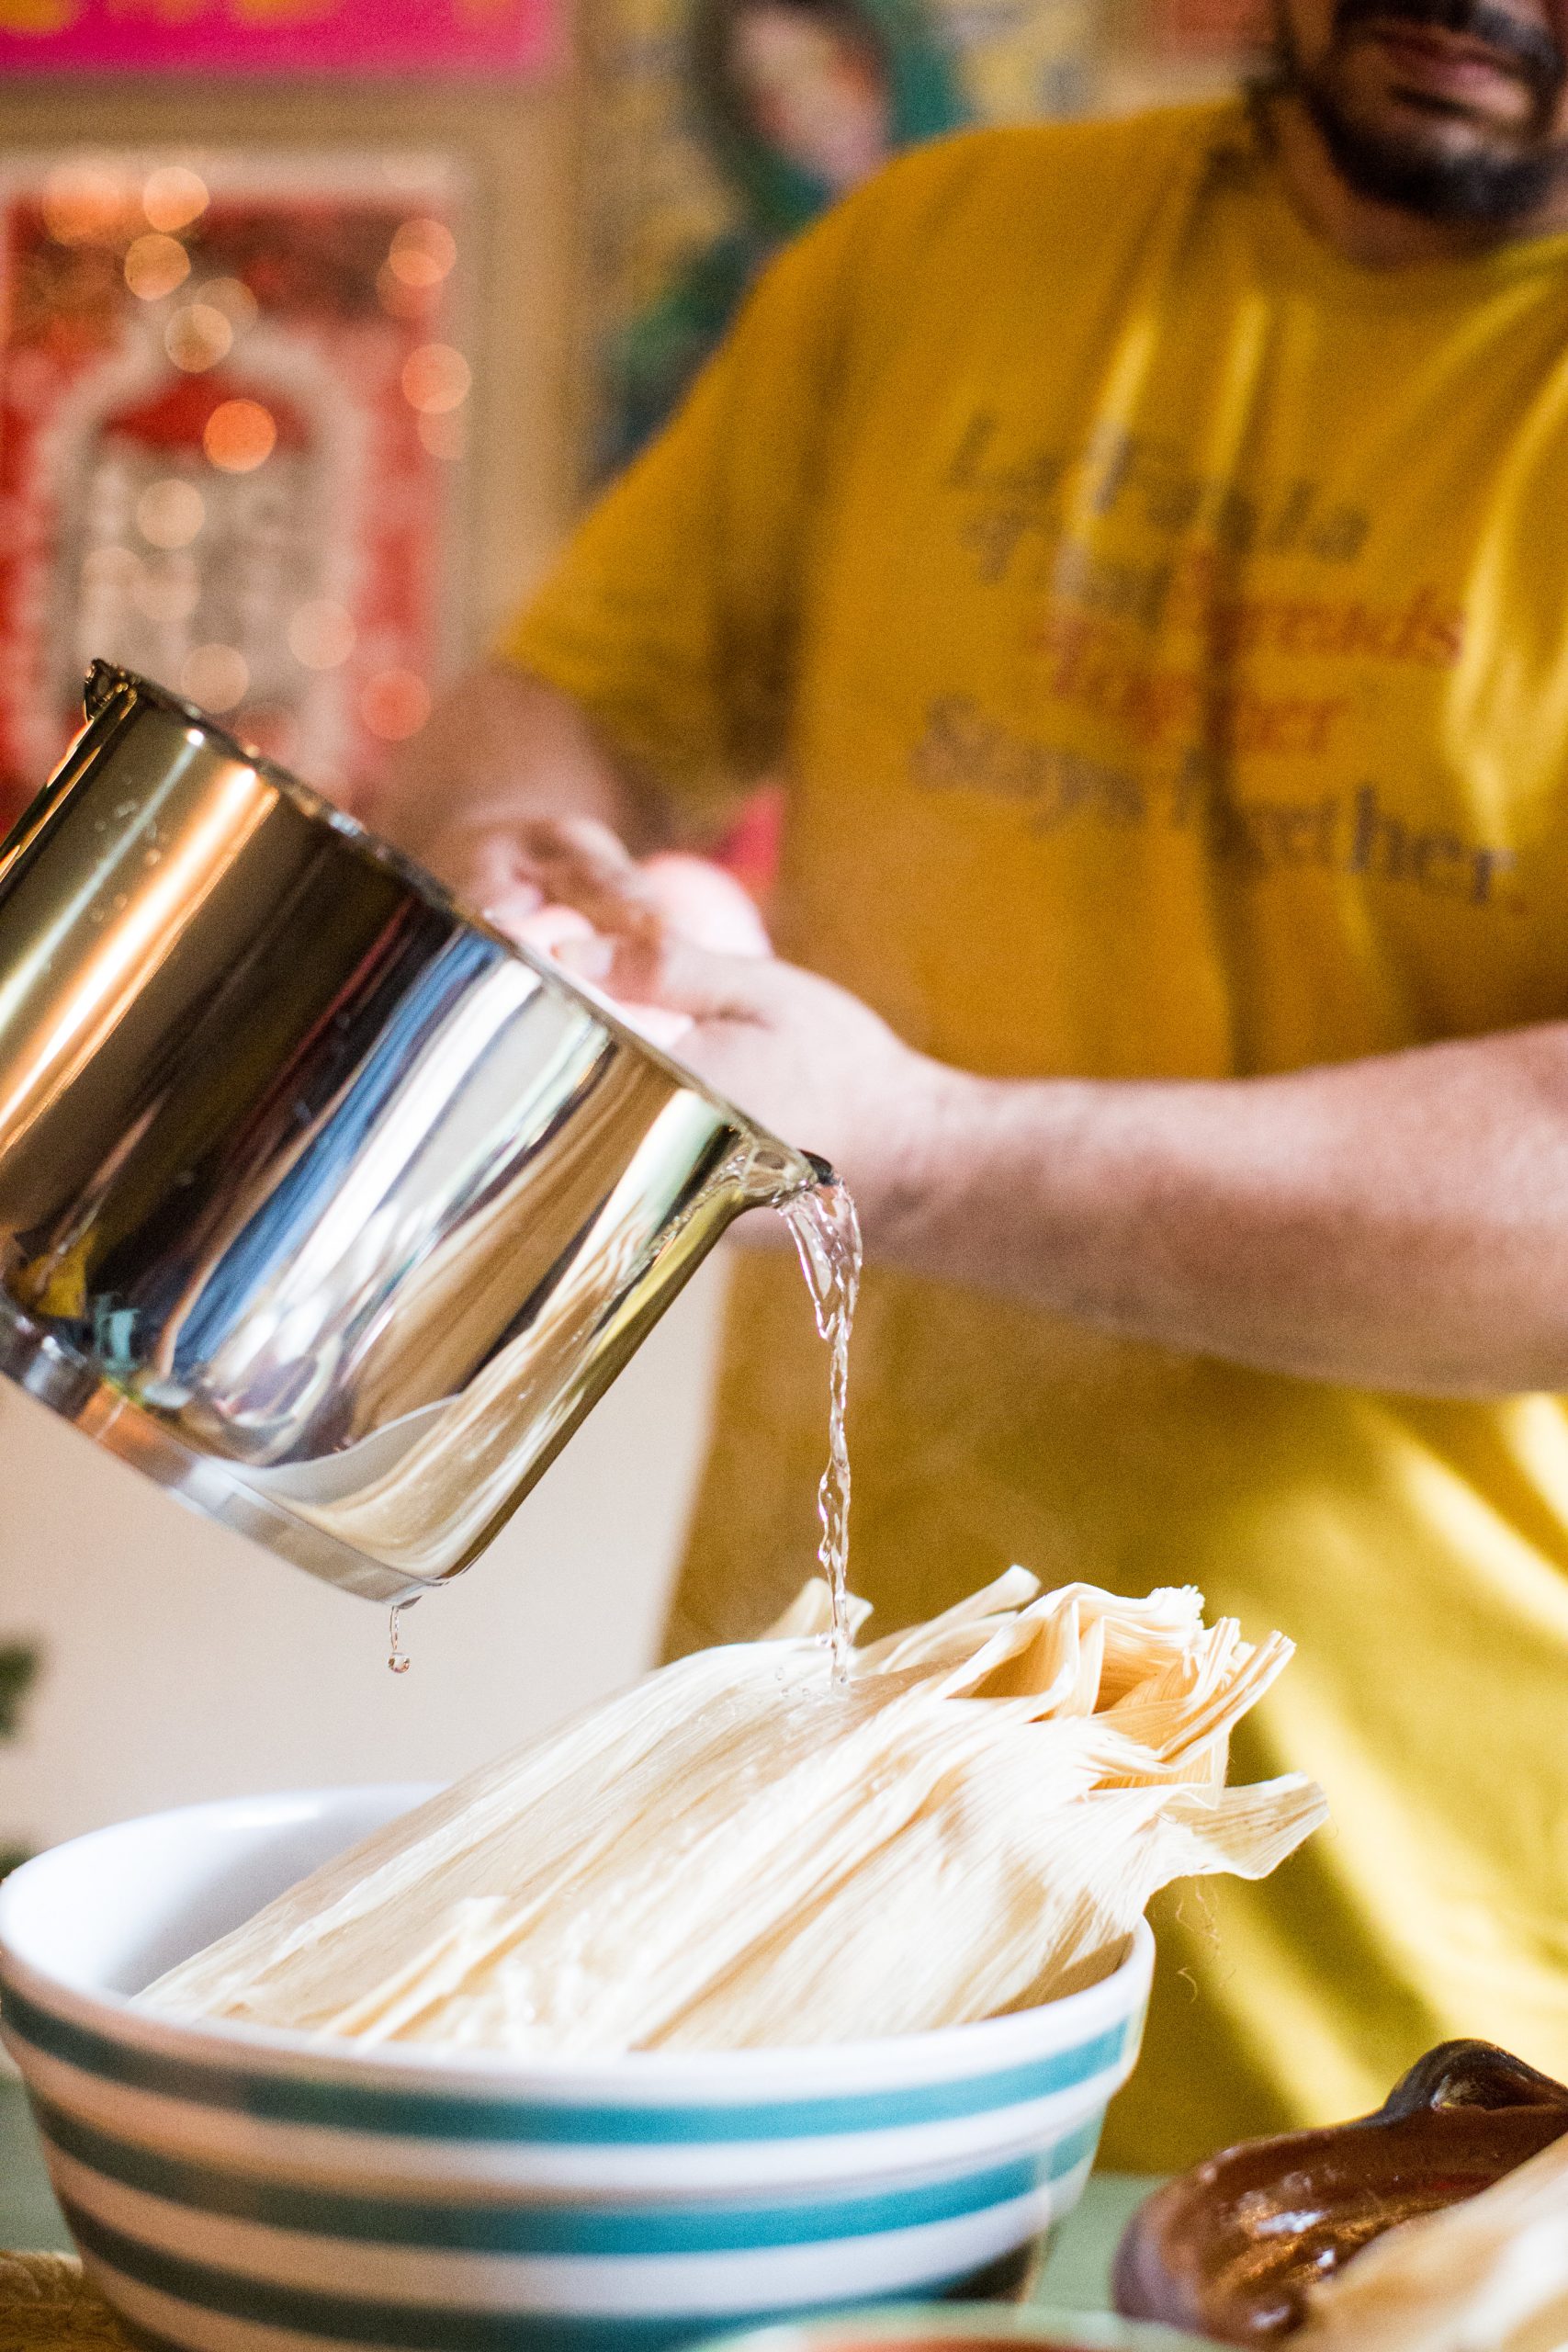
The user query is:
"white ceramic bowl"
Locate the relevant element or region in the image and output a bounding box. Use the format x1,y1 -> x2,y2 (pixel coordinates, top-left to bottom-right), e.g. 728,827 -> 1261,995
0,1787 -> 1153,2352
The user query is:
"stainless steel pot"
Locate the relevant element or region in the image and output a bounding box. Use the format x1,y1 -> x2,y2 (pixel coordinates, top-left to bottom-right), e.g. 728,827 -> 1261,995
0,663 -> 824,1602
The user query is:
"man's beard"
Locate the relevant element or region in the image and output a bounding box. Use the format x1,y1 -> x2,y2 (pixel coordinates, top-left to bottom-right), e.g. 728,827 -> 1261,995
1265,0 -> 1568,222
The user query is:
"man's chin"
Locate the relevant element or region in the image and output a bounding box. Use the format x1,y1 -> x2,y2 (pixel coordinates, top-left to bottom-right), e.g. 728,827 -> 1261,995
1342,96 -> 1525,174
1298,75 -> 1568,218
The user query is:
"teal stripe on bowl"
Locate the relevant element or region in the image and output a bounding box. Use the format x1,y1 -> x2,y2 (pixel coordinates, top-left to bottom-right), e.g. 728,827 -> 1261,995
3,1985 -> 1130,2142
37,2096 -> 1100,2252
90,2275 -> 1011,2352
101,2312 -> 914,2352
99,2312 -> 846,2352
64,2204 -> 1029,2352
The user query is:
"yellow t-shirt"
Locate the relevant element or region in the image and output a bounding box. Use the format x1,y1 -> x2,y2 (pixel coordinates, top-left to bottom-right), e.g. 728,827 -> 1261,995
504,99 -> 1568,2167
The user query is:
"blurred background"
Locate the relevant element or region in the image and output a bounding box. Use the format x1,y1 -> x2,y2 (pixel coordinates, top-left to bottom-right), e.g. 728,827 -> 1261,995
0,0 -> 1257,1856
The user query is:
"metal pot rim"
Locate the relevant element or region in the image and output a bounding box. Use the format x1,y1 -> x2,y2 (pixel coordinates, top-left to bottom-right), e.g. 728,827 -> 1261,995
83,660 -> 825,1193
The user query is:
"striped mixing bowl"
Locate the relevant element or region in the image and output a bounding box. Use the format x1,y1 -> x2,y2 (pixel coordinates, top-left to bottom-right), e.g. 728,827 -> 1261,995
0,1786 -> 1153,2352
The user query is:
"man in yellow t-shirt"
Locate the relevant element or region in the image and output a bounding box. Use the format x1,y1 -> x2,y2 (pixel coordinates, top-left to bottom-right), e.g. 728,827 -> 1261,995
381,0 -> 1568,2165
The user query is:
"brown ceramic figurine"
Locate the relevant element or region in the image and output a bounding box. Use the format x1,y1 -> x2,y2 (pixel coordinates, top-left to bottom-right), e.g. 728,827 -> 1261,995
1112,2039 -> 1568,2345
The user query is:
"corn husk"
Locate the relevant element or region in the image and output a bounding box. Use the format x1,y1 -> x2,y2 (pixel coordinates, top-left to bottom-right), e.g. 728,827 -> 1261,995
1301,2131 -> 1568,2352
145,1572 -> 1326,2053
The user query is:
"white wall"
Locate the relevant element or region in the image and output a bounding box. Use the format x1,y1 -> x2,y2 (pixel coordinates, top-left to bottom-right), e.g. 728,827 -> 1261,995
0,1259 -> 728,1851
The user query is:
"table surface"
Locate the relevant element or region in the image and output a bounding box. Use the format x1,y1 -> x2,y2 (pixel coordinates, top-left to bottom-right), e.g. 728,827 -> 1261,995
0,2074 -> 1151,2313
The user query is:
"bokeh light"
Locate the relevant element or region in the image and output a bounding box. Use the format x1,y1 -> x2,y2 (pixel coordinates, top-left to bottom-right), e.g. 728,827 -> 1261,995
142,167 -> 209,234
124,232 -> 191,301
135,478 -> 206,549
164,302 -> 233,374
360,669 -> 432,741
287,600 -> 356,672
240,705 -> 302,766
376,263 -> 434,323
199,276 -> 259,331
180,644 -> 249,712
204,399 -> 276,473
388,217 -> 457,288
44,163 -> 130,247
417,409 -> 466,462
82,545 -> 141,593
401,343 -> 470,415
132,565 -> 200,627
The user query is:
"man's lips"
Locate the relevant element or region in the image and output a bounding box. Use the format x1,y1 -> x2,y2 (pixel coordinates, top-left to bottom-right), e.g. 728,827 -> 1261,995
1354,16 -> 1542,98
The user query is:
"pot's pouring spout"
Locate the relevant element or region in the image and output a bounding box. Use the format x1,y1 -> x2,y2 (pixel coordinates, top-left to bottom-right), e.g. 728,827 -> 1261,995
727,1136 -> 836,1212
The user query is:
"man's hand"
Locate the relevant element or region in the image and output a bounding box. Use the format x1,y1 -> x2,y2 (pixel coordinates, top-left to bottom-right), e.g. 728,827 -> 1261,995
560,926 -> 953,1232
481,817 -> 769,959
373,664 -> 674,897
500,817 -> 950,1227
463,813 -> 768,1051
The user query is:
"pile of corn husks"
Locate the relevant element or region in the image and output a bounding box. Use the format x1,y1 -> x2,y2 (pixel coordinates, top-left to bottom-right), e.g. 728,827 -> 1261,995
146,1570 -> 1326,2053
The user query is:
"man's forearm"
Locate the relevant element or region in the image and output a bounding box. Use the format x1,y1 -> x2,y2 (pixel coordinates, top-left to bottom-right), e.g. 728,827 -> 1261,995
405,820 -> 1568,1400
890,1026 -> 1568,1396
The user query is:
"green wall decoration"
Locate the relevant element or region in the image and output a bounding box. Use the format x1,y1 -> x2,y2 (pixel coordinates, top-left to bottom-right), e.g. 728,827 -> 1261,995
0,1641 -> 39,1882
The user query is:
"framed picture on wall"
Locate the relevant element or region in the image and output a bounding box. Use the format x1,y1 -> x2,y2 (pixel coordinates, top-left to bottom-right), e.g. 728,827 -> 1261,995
0,148 -> 472,831
581,0 -> 1106,480
0,0 -> 555,77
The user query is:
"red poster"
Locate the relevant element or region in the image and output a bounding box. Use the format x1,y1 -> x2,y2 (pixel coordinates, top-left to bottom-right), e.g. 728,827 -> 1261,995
0,0 -> 553,78
0,154 -> 468,831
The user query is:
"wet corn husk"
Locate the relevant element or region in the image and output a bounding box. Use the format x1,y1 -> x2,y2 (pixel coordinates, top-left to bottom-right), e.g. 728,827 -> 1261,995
1302,2132 -> 1568,2352
146,1572 -> 1326,2053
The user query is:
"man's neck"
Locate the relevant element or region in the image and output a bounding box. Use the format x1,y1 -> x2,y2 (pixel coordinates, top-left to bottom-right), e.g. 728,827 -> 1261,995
1265,91 -> 1568,266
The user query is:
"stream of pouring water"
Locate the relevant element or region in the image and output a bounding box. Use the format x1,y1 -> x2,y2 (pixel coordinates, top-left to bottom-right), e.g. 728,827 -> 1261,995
780,1177 -> 862,1687
378,1175 -> 860,1690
